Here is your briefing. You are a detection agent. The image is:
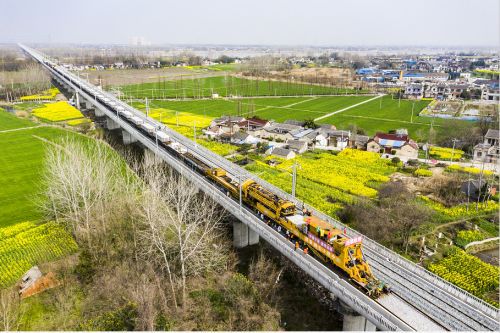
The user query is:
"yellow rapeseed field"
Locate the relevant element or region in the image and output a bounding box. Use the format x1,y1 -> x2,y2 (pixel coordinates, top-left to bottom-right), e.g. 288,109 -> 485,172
147,108 -> 213,128
67,118 -> 92,126
32,101 -> 84,122
20,88 -> 59,101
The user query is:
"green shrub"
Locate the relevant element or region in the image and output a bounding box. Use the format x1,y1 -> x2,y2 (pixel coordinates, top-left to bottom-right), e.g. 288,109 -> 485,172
78,302 -> 138,331
428,247 -> 499,305
414,168 -> 432,177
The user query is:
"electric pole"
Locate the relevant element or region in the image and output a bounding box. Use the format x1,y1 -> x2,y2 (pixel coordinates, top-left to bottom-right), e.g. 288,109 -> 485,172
193,121 -> 197,146
411,101 -> 415,123
450,138 -> 459,163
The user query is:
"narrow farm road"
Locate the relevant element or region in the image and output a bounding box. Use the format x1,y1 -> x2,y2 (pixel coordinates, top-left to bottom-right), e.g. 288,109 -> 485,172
314,94 -> 385,121
0,125 -> 43,134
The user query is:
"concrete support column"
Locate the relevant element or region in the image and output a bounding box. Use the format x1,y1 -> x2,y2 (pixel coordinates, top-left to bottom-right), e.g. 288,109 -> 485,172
106,117 -> 120,130
233,220 -> 249,248
339,301 -> 376,331
122,130 -> 137,145
94,107 -> 106,117
75,91 -> 80,110
248,227 -> 259,245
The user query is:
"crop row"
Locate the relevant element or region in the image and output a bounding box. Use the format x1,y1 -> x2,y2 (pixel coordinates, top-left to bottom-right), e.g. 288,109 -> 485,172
275,149 -> 395,198
20,88 -> 59,101
429,146 -> 464,160
0,221 -> 78,287
428,247 -> 499,305
32,101 -> 83,122
446,164 -> 494,176
419,196 -> 499,218
455,230 -> 487,248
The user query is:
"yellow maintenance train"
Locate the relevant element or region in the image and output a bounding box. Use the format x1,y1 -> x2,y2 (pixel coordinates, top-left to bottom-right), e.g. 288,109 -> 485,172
198,164 -> 389,298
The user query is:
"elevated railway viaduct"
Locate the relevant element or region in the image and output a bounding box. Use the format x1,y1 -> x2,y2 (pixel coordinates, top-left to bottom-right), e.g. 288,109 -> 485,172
20,44 -> 499,332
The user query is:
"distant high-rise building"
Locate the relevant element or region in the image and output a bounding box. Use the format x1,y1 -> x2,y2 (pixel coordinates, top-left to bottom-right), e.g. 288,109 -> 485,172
130,36 -> 151,46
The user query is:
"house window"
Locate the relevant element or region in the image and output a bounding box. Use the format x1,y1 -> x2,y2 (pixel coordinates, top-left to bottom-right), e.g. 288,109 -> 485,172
477,152 -> 482,157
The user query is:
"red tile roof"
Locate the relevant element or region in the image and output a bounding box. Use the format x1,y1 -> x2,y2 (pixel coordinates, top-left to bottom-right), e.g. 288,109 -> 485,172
374,132 -> 409,142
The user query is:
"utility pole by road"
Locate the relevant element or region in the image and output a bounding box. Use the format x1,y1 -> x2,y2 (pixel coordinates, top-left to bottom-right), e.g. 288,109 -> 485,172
291,160 -> 301,197
411,101 -> 415,123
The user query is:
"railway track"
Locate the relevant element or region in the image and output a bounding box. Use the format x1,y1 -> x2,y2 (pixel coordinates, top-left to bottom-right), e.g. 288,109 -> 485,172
22,44 -> 500,331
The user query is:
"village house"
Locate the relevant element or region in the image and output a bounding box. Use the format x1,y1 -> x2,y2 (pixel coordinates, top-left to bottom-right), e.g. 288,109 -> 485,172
290,128 -> 316,144
266,147 -> 296,160
231,132 -> 259,145
366,132 -> 419,159
237,117 -> 270,137
203,126 -> 226,139
473,129 -> 499,163
315,129 -> 351,150
349,134 -> 370,149
284,119 -> 306,127
286,139 -> 308,154
209,115 -> 246,136
262,122 -> 304,142
404,83 -> 423,99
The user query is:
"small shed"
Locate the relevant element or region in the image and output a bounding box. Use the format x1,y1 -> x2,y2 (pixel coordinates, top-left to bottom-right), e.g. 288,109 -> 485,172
461,180 -> 488,201
19,266 -> 42,294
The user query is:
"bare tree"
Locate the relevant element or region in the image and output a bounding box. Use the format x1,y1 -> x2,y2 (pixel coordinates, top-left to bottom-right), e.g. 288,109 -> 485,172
248,251 -> 281,303
137,154 -> 229,308
42,137 -> 125,249
0,288 -> 21,331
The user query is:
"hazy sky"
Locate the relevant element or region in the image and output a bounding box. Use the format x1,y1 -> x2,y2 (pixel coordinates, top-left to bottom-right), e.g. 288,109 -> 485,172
1,0 -> 499,46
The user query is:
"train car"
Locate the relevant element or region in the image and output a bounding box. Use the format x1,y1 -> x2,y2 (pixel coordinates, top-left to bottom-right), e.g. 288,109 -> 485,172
156,131 -> 170,143
285,214 -> 387,297
241,179 -> 296,220
131,116 -> 144,126
141,122 -> 155,134
169,142 -> 187,155
205,168 -> 240,197
201,165 -> 388,298
119,110 -> 133,119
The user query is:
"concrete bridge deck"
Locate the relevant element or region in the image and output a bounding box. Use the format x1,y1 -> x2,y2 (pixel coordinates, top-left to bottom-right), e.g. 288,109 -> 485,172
20,44 -> 500,332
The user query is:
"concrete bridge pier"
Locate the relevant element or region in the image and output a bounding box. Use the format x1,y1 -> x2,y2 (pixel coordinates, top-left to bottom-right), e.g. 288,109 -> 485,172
106,117 -> 121,130
122,130 -> 138,145
339,301 -> 376,331
232,220 -> 259,248
248,227 -> 259,245
75,91 -> 81,110
94,107 -> 106,117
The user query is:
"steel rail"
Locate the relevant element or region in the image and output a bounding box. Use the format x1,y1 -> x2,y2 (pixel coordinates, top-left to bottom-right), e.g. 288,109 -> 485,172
20,44 -> 499,331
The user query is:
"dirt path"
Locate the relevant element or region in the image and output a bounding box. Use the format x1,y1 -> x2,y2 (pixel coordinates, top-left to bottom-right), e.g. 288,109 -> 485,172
0,125 -> 43,134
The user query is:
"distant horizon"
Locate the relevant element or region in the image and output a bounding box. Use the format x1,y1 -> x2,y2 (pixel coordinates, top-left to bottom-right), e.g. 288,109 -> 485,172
4,42 -> 499,50
1,0 -> 498,48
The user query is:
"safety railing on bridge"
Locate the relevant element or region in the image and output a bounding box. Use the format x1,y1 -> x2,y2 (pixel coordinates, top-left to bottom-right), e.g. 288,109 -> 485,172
21,44 -> 499,331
